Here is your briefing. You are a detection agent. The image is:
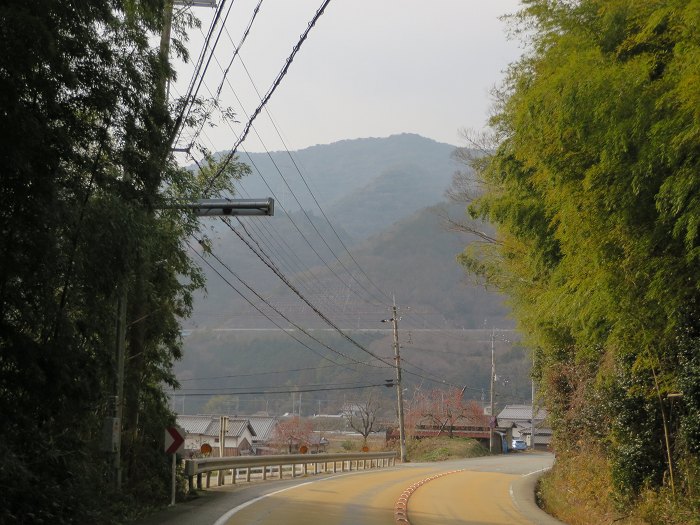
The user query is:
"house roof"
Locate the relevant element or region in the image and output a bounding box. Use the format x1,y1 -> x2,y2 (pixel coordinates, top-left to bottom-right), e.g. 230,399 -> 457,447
177,415 -> 215,435
245,416 -> 278,443
207,418 -> 256,438
176,415 -> 256,438
497,404 -> 548,422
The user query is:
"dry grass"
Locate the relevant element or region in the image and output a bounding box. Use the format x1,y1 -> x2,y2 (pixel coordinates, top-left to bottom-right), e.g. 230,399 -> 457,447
538,448 -> 700,525
406,437 -> 488,462
538,447 -> 628,525
322,433 -> 387,453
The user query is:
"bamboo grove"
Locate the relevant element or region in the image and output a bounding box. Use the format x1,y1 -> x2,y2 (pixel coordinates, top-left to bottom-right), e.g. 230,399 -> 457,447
0,2 -> 246,522
461,0 -> 699,520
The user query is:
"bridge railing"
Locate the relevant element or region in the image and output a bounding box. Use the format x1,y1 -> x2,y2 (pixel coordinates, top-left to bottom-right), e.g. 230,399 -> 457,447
183,451 -> 397,491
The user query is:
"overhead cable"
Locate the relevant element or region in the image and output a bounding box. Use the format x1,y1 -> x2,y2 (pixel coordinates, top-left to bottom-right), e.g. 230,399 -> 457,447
186,240 -> 367,370
203,0 -> 333,194
221,218 -> 395,367
193,238 -> 389,369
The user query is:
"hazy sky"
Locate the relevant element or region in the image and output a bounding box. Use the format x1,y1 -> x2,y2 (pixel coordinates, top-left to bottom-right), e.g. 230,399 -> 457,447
172,0 -> 524,157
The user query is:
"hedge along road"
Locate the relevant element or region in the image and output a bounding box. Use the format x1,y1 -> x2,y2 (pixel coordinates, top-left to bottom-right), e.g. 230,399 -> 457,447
209,452 -> 564,525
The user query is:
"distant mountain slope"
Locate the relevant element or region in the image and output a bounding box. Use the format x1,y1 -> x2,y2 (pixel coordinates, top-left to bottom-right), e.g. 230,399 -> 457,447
230,133 -> 459,225
178,135 -> 526,416
186,134 -> 504,330
263,201 -> 510,329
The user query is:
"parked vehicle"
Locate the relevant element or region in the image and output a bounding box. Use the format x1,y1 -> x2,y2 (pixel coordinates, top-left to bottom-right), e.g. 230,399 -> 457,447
511,439 -> 527,451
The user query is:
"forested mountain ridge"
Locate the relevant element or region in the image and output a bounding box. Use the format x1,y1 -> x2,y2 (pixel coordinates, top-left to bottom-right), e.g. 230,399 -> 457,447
178,136 -> 524,416
186,135 -> 510,331
233,133 -> 457,219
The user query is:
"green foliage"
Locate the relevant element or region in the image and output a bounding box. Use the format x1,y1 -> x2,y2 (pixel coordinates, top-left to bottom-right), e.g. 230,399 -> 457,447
460,0 -> 700,516
341,440 -> 355,451
0,1 -> 248,521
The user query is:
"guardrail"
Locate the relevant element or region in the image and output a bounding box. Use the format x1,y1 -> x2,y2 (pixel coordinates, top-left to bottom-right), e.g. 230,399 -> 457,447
183,451 -> 397,491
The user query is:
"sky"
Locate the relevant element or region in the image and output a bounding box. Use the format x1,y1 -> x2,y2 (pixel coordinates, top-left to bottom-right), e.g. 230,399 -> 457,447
171,0 -> 525,158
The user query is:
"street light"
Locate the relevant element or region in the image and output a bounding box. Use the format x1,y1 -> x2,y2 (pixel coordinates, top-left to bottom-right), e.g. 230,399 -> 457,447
178,198 -> 274,216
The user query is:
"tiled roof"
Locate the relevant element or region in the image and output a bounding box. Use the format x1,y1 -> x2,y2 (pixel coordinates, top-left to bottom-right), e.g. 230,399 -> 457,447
207,418 -> 256,438
177,415 -> 255,438
246,416 -> 277,442
177,415 -> 214,435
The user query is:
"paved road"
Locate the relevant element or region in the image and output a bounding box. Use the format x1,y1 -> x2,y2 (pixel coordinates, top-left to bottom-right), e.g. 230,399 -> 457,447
136,452 -> 564,525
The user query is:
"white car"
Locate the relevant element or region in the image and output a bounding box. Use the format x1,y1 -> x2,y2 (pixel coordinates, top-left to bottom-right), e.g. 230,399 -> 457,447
511,439 -> 527,451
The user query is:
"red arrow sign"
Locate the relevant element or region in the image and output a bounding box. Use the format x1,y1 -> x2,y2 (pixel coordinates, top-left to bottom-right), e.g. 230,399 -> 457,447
164,426 -> 185,454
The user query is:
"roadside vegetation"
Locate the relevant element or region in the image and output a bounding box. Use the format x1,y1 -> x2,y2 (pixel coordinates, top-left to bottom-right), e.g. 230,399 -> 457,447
0,1 -> 246,522
406,437 -> 488,463
456,1 -> 700,522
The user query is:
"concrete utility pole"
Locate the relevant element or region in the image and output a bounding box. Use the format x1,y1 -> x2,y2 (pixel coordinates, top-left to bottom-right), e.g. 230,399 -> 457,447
489,328 -> 495,453
383,298 -> 407,462
218,415 -> 228,485
531,380 -> 536,450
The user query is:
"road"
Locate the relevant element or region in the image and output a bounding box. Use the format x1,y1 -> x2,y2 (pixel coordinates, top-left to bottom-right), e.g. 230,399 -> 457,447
136,451 -> 563,525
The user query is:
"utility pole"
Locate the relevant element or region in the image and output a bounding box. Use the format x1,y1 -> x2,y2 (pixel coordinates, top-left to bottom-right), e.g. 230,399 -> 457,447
531,379 -> 536,450
383,298 -> 407,462
218,415 -> 228,485
489,328 -> 495,453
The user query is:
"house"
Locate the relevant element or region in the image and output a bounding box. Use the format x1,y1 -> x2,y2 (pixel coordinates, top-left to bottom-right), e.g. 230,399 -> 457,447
177,415 -> 256,457
239,415 -> 278,455
496,404 -> 552,449
308,433 -> 329,453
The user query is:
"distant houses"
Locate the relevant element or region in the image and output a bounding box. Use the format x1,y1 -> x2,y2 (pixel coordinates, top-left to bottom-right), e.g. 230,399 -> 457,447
177,414 -> 276,457
496,404 -> 552,449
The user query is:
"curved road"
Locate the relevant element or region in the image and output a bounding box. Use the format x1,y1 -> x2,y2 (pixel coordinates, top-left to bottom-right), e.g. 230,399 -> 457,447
211,452 -> 562,525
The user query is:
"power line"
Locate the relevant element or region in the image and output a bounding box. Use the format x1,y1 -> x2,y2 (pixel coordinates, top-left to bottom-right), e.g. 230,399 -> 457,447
173,10 -> 386,309
203,0 -> 332,194
170,0 -> 232,148
184,0 -> 266,150
186,239 -> 370,371
235,52 -> 391,303
192,237 -> 389,369
221,218 -> 395,367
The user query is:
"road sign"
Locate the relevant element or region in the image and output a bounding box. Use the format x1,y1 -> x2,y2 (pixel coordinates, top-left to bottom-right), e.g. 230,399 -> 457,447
165,426 -> 185,455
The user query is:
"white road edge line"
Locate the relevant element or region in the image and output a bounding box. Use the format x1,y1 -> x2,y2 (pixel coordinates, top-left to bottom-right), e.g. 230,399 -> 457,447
212,482 -> 313,525
524,466 -> 550,477
211,468 -> 399,525
508,466 -> 552,523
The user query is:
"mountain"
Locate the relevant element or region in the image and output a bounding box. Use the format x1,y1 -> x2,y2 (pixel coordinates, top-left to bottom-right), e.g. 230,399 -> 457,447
231,133 -> 458,222
175,134 -> 528,415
